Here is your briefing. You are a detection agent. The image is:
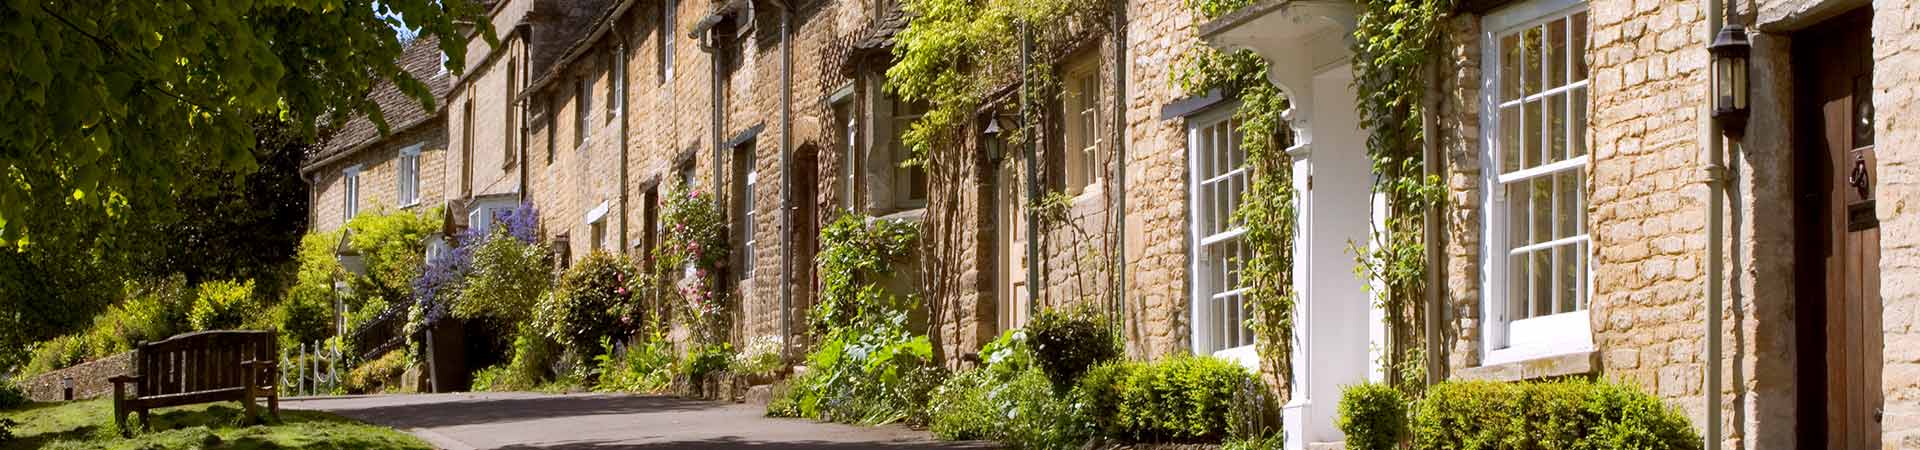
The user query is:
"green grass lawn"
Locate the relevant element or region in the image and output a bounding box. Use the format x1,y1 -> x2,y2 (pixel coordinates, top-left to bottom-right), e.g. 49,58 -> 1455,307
0,398 -> 431,450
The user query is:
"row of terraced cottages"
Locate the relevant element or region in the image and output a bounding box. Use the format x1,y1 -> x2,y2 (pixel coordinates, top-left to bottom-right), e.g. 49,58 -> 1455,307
301,0 -> 1919,447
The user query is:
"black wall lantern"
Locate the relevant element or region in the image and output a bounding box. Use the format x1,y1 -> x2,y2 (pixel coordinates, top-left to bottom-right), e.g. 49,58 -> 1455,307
1710,19 -> 1751,136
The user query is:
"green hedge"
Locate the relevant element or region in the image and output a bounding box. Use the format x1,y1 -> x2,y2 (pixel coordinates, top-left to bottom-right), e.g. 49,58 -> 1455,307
1406,380 -> 1699,450
1078,356 -> 1262,443
1336,383 -> 1408,450
1025,308 -> 1121,393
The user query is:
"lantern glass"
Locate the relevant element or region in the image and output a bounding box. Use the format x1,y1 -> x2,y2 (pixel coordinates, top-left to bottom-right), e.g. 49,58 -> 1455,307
1732,56 -> 1747,110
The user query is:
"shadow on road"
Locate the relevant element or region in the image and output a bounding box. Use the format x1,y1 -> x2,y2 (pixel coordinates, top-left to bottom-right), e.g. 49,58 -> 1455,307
299,394 -> 723,429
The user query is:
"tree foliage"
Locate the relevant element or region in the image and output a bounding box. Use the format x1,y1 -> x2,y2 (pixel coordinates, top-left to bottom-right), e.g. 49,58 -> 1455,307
0,0 -> 492,246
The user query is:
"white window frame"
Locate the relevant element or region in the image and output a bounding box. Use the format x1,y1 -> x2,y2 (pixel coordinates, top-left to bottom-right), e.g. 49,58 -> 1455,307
586,201 -> 611,251
608,48 -> 625,122
1185,105 -> 1256,367
660,0 -> 677,83
741,165 -> 758,280
397,144 -> 422,207
885,96 -> 928,208
1478,0 -> 1594,366
343,165 -> 363,221
1062,56 -> 1104,197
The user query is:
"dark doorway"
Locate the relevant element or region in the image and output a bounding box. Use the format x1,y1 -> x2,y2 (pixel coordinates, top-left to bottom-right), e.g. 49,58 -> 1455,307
793,147 -> 820,350
1792,8 -> 1882,449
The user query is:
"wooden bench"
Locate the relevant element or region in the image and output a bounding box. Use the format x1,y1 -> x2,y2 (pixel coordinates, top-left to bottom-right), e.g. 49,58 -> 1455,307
107,330 -> 280,434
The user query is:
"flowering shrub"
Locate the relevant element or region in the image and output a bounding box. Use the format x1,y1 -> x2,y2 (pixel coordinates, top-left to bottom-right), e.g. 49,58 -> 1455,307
540,251 -> 640,362
732,335 -> 784,378
455,226 -> 553,324
655,187 -> 729,339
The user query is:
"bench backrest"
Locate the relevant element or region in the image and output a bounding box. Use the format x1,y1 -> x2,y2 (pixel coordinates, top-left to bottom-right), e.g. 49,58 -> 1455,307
133,330 -> 278,397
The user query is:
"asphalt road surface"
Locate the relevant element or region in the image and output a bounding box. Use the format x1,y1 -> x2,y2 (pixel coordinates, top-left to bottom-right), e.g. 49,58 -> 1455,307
283,392 -> 995,450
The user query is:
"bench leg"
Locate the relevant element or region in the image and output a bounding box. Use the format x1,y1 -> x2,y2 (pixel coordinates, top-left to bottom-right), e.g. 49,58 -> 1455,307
242,377 -> 261,424
268,393 -> 280,421
112,384 -> 128,437
137,407 -> 150,432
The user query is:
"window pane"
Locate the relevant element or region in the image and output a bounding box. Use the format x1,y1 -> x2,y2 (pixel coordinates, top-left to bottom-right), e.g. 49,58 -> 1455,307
1502,34 -> 1523,101
1572,87 -> 1588,158
1508,253 -> 1529,320
1548,93 -> 1567,161
1556,245 -> 1577,314
1532,250 -> 1552,318
1547,18 -> 1567,89
1523,100 -> 1542,169
1576,240 -> 1589,310
1502,106 -> 1521,172
1532,175 -> 1554,245
1506,181 -> 1531,251
1557,170 -> 1579,239
1572,12 -> 1588,82
1522,26 -> 1543,95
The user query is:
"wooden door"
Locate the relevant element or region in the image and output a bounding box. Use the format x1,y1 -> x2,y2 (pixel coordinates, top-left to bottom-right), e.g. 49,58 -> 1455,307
998,162 -> 1031,332
1793,9 -> 1883,449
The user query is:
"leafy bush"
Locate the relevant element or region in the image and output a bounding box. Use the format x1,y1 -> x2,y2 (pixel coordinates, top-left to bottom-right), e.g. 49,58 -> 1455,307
1077,356 -> 1259,443
809,214 -> 919,334
189,279 -> 258,331
1410,380 -> 1699,450
0,377 -> 27,410
1337,383 -> 1408,450
480,324 -> 563,391
770,213 -> 933,425
767,312 -> 940,424
929,331 -> 1090,449
18,278 -> 198,377
540,252 -> 639,362
259,282 -> 333,347
681,343 -> 733,383
595,329 -> 675,393
343,350 -> 409,394
455,226 -> 553,324
344,208 -> 439,304
470,365 -> 506,392
1025,308 -> 1120,393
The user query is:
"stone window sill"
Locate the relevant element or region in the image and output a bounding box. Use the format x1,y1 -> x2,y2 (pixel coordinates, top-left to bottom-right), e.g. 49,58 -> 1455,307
1455,349 -> 1599,382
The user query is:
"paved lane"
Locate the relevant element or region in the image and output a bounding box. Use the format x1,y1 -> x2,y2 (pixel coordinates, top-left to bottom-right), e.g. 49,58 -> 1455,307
283,392 -> 994,450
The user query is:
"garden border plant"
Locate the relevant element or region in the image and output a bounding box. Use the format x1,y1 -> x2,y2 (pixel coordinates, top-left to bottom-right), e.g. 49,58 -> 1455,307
769,213 -> 936,425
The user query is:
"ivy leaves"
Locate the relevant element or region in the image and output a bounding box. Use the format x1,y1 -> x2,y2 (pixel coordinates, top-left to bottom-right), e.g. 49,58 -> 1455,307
0,0 -> 493,246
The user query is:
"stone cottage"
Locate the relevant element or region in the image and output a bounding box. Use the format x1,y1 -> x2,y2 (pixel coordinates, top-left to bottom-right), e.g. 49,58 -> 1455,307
309,0 -> 1920,447
1198,0 -> 1918,448
303,35 -> 452,232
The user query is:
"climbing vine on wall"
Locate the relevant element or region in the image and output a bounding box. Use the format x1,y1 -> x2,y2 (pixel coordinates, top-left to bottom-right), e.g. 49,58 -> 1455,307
1351,0 -> 1453,392
1172,37 -> 1297,391
887,0 -> 1112,161
656,187 -> 731,341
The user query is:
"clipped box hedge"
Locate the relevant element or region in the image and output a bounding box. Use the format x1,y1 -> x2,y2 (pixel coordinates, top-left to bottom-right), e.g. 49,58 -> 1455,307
1078,356 -> 1270,443
1338,379 -> 1699,450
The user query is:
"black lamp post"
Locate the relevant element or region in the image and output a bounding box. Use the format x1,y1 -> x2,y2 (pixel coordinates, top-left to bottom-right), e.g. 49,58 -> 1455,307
1709,14 -> 1750,136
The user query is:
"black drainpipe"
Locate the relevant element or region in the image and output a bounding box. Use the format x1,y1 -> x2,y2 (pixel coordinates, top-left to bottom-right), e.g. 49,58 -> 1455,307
1110,0 -> 1128,342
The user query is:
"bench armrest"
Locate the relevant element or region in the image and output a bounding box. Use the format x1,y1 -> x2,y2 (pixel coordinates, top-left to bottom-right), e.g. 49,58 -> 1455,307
108,375 -> 141,384
240,359 -> 278,369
